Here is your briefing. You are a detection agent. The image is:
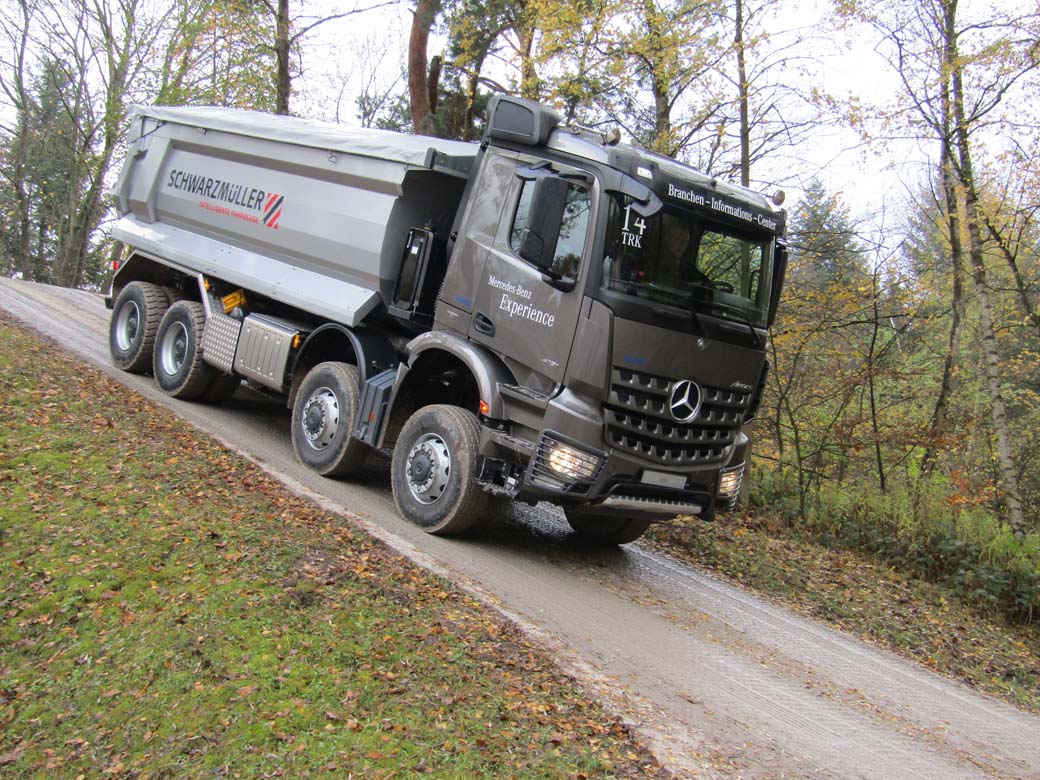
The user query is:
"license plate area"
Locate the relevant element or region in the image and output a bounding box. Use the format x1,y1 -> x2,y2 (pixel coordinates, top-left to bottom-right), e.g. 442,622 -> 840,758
640,470 -> 686,489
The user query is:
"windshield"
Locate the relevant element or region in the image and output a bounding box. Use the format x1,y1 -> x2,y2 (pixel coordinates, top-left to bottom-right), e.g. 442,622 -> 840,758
602,194 -> 774,326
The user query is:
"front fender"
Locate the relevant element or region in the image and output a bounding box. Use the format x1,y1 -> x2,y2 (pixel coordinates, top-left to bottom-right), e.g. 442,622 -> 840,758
395,331 -> 515,419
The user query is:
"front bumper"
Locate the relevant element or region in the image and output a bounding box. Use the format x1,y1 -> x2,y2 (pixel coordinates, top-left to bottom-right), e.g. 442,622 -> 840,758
510,388 -> 750,520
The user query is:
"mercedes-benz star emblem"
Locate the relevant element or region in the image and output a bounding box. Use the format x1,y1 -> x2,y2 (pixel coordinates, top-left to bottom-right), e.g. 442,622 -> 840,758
668,379 -> 702,423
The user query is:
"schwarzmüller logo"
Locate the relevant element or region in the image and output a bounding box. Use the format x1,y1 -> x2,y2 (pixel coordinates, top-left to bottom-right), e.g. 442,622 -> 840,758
168,168 -> 284,229
668,379 -> 702,423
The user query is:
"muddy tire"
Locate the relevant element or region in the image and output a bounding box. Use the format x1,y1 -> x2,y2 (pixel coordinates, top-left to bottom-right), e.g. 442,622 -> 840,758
291,362 -> 370,477
109,281 -> 170,373
391,405 -> 488,536
564,509 -> 651,545
153,301 -> 215,400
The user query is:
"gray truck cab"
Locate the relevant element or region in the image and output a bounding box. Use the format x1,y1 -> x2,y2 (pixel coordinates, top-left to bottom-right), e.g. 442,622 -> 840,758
423,97 -> 785,539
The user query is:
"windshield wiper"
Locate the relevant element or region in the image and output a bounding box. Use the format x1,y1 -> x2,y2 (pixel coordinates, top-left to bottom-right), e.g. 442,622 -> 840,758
615,280 -> 710,338
682,297 -> 708,339
699,298 -> 764,350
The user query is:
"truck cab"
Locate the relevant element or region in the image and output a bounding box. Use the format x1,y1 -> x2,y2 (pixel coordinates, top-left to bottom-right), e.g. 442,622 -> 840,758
422,97 -> 786,541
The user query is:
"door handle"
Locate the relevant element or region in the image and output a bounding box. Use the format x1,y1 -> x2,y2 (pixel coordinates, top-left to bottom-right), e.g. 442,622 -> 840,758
474,312 -> 495,336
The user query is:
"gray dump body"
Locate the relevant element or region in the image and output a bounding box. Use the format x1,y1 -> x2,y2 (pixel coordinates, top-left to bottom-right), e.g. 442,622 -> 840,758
112,107 -> 477,326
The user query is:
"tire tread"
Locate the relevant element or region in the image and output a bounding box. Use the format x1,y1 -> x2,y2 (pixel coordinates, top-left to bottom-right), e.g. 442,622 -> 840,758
290,362 -> 369,477
154,301 -> 214,400
391,404 -> 488,536
110,281 -> 169,373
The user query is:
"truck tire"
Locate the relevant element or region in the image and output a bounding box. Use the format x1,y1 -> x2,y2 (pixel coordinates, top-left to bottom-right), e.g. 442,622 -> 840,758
391,404 -> 488,535
109,281 -> 170,373
153,301 -> 216,400
162,285 -> 185,305
564,509 -> 651,545
291,362 -> 370,476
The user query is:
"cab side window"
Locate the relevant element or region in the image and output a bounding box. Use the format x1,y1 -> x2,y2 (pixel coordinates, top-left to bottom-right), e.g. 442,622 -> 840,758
509,181 -> 591,282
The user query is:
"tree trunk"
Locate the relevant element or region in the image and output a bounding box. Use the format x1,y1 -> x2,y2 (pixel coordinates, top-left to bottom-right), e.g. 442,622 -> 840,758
517,24 -> 539,100
13,131 -> 32,278
947,0 -> 1027,534
275,0 -> 291,114
427,54 -> 442,116
639,0 -> 671,153
984,215 -> 1040,334
463,50 -> 489,139
408,0 -> 441,133
921,53 -> 966,477
735,0 -> 750,187
867,268 -> 886,492
8,1 -> 34,278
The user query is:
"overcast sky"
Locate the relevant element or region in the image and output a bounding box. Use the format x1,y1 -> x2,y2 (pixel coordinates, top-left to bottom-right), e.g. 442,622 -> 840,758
291,0 -> 925,240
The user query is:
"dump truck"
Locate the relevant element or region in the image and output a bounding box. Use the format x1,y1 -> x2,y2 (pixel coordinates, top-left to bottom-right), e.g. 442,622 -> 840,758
106,96 -> 787,544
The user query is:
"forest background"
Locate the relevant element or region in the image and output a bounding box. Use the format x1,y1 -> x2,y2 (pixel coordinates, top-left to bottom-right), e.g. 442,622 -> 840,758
1,0 -> 1039,625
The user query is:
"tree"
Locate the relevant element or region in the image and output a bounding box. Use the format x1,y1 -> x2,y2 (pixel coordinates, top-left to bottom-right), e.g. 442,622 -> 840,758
153,0 -> 277,110
788,177 -> 865,287
848,0 -> 1040,533
254,0 -> 395,115
600,0 -> 726,155
0,0 -> 168,287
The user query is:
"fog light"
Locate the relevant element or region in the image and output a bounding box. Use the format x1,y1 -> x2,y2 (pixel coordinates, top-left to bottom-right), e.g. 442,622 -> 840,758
718,463 -> 745,499
547,443 -> 601,481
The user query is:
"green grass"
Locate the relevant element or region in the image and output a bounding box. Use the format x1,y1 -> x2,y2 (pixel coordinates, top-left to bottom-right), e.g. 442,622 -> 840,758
648,512 -> 1040,712
0,315 -> 663,780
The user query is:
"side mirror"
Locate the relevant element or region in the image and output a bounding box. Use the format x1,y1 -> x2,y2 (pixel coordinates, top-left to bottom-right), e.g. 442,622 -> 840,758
517,176 -> 569,270
767,240 -> 788,328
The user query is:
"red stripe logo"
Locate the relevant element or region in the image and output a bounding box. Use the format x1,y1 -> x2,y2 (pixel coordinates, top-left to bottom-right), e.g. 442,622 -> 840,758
263,194 -> 284,229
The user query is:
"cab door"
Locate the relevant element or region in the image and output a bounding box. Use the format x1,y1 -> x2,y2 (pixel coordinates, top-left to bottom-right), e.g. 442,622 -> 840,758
467,159 -> 595,389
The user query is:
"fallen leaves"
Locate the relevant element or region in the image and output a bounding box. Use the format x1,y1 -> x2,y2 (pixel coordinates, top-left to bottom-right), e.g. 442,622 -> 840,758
0,315 -> 668,779
0,742 -> 27,766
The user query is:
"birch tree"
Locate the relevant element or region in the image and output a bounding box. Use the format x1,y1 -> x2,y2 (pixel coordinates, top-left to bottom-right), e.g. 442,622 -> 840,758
849,0 -> 1040,533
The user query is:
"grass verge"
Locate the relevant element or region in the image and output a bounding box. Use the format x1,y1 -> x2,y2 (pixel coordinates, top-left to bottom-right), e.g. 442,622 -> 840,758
0,314 -> 665,779
647,513 -> 1040,712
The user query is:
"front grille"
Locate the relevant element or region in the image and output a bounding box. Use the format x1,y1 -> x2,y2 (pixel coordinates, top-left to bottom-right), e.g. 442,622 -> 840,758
606,368 -> 750,465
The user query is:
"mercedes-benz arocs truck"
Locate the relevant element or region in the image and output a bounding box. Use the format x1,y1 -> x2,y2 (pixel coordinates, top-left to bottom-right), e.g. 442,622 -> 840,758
106,95 -> 787,544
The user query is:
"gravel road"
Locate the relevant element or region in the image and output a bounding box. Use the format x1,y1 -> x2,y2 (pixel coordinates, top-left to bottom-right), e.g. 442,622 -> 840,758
3,276 -> 1038,780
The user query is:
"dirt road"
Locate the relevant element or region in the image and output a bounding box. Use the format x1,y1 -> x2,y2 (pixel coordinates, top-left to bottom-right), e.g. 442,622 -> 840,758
3,276 -> 1038,779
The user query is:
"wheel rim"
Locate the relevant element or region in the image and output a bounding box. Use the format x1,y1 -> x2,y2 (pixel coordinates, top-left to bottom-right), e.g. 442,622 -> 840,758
114,300 -> 141,352
405,432 -> 451,505
301,387 -> 340,451
159,321 -> 189,376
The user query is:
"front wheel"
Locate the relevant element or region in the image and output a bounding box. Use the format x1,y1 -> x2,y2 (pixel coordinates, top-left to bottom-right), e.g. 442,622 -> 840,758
291,362 -> 369,477
391,405 -> 488,536
564,509 -> 651,545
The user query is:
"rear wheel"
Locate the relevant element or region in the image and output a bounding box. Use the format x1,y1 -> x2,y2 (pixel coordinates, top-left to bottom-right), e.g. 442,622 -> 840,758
153,301 -> 215,399
291,362 -> 369,476
109,281 -> 170,373
391,405 -> 488,535
564,509 -> 651,545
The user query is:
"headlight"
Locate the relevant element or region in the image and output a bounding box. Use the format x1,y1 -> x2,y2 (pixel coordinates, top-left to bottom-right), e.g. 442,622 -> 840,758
718,463 -> 745,499
547,443 -> 602,481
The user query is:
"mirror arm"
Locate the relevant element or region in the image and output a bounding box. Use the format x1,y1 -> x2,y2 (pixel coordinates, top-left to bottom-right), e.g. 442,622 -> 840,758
541,272 -> 576,292
516,161 -> 554,181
